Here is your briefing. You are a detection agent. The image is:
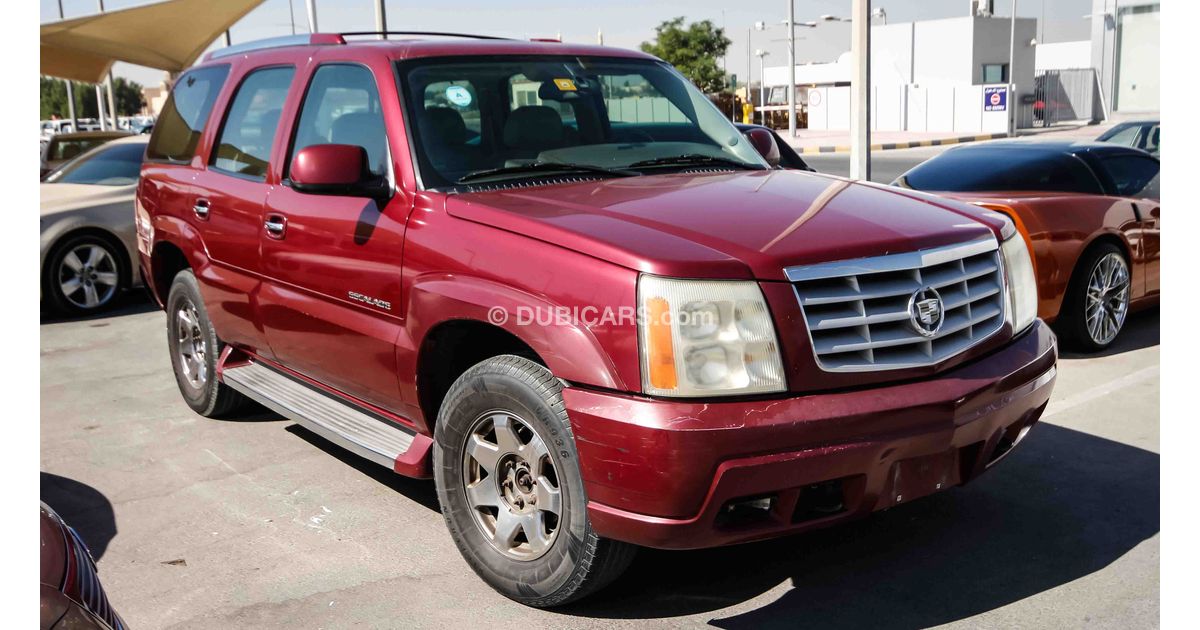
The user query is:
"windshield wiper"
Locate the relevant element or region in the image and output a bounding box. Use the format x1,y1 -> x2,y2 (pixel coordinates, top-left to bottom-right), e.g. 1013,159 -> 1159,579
457,161 -> 637,184
628,154 -> 764,171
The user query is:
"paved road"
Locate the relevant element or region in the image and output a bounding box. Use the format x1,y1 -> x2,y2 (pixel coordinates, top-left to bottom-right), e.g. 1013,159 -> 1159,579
803,145 -> 951,184
41,291 -> 1159,629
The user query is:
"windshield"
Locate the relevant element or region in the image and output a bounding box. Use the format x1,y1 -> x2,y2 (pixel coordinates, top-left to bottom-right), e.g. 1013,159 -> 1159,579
397,55 -> 766,189
45,141 -> 145,186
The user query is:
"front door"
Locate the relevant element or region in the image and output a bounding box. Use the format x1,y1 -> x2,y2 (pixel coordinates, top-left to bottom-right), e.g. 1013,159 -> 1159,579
258,63 -> 413,412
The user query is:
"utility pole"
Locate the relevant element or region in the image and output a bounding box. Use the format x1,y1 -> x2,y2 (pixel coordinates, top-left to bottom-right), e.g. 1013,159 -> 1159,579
746,27 -> 752,122
374,0 -> 387,39
1008,0 -> 1018,135
786,0 -> 796,137
850,0 -> 871,180
306,0 -> 318,33
56,0 -> 78,132
224,30 -> 232,46
98,0 -> 118,130
287,0 -> 296,34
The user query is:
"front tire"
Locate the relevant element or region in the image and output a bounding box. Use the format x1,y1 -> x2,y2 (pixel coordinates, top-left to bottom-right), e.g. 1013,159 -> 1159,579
166,270 -> 249,417
433,355 -> 635,607
1058,243 -> 1131,352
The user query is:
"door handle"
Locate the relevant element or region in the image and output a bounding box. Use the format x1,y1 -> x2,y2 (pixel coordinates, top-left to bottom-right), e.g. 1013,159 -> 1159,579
193,198 -> 210,220
264,215 -> 287,239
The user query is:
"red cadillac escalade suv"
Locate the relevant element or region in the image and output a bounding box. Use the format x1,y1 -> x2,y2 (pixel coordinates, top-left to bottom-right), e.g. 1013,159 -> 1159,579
136,33 -> 1057,607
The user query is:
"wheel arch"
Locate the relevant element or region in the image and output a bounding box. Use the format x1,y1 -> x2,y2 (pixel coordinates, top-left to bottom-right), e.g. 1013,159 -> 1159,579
149,240 -> 192,306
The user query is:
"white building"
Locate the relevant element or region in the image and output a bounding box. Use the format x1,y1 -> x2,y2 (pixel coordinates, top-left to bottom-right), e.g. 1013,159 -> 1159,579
763,15 -> 1036,133
1090,0 -> 1159,112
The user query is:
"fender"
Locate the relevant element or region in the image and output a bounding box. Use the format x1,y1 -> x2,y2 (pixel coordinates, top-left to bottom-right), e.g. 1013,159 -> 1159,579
400,272 -> 631,400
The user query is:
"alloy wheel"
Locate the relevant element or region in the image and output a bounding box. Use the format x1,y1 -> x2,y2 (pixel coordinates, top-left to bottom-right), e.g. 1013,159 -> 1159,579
57,243 -> 118,310
461,410 -> 562,561
174,300 -> 208,388
1084,252 -> 1130,346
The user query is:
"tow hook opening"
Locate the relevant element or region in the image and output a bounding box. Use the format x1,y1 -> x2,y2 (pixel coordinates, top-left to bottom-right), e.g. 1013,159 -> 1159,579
793,478 -> 849,523
717,494 -> 777,528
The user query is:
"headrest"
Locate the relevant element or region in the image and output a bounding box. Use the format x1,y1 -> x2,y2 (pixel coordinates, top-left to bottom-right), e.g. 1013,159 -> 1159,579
502,106 -> 564,150
423,107 -> 467,145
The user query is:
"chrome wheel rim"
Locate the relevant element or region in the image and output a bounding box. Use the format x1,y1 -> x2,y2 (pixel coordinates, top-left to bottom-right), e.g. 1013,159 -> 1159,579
174,300 -> 207,387
57,244 -> 118,309
1085,252 -> 1130,346
462,410 -> 562,561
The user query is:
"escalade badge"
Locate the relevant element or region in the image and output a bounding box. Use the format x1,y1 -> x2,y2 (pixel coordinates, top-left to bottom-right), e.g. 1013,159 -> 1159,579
908,287 -> 944,338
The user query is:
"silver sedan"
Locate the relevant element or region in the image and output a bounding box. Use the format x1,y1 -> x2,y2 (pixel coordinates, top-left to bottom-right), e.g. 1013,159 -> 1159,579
40,136 -> 146,315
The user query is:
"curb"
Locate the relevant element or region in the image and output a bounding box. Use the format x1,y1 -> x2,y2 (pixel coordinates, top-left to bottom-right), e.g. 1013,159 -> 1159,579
796,132 -> 1009,155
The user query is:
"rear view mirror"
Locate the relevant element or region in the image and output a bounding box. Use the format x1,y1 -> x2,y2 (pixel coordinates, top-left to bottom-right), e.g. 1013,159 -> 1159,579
743,128 -> 781,168
290,144 -> 389,198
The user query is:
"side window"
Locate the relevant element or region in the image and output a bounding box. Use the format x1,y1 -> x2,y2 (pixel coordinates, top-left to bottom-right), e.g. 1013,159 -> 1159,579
211,66 -> 295,179
1144,125 -> 1160,154
1100,155 -> 1160,198
147,65 -> 230,163
289,64 -> 387,177
1103,125 -> 1141,148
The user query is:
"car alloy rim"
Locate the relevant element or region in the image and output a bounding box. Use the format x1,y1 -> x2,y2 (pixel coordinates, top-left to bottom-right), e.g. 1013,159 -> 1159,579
1085,252 -> 1130,346
175,300 -> 207,387
461,410 -> 562,561
58,244 -> 118,309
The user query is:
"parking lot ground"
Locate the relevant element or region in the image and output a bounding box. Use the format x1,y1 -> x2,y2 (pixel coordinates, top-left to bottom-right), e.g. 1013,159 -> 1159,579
40,297 -> 1159,629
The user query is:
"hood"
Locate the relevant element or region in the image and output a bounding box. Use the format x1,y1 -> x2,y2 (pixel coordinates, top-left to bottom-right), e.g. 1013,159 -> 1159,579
40,183 -> 135,217
447,170 -> 1005,281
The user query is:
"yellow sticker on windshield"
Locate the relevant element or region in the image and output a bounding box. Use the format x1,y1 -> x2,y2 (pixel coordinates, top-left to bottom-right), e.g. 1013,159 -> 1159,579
553,78 -> 577,91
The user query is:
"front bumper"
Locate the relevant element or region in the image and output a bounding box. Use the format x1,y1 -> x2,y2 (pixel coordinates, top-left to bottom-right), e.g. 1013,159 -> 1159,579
565,320 -> 1057,550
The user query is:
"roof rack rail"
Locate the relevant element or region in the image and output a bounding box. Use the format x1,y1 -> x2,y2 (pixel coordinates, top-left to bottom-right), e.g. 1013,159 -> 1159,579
337,31 -> 514,41
206,33 -> 344,61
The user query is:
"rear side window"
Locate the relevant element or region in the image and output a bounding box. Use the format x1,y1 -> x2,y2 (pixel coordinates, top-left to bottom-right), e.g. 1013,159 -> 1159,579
899,148 -> 1102,195
289,64 -> 387,177
147,65 -> 230,163
1098,155 -> 1159,198
211,66 -> 295,179
45,142 -> 145,186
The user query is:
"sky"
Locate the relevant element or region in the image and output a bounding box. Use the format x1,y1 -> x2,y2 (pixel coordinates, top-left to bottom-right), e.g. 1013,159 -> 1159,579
41,0 -> 1094,88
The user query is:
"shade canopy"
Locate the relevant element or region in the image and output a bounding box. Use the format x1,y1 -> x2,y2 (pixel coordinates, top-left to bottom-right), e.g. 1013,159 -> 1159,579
41,0 -> 266,83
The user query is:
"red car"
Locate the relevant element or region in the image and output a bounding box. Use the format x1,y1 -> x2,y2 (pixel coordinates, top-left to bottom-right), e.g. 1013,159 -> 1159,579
137,33 -> 1056,606
895,140 -> 1160,351
40,503 -> 125,629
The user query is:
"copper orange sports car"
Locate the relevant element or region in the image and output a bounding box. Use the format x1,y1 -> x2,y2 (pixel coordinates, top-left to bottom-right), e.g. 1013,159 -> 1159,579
894,140 -> 1159,351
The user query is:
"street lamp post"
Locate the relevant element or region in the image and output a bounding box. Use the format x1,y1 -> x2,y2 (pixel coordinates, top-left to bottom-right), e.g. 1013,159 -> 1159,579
375,0 -> 387,38
849,0 -> 871,180
786,1 -> 796,137
756,49 -> 770,126
306,0 -> 318,33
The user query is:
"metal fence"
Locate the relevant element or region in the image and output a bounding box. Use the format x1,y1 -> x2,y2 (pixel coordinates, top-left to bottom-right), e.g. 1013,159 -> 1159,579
1017,68 -> 1107,129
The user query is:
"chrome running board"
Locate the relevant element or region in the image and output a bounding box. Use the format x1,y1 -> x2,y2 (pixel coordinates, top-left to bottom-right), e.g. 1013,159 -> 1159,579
222,361 -> 415,469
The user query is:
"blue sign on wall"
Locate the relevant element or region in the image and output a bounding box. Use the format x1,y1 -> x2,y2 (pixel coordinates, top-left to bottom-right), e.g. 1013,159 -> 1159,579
984,86 -> 1007,112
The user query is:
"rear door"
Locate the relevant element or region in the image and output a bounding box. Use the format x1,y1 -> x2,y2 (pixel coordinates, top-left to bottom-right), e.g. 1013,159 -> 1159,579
257,62 -> 413,412
190,65 -> 296,354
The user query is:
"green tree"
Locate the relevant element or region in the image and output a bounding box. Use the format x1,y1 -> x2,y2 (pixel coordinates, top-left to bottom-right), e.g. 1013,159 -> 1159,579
40,76 -> 145,119
639,17 -> 731,93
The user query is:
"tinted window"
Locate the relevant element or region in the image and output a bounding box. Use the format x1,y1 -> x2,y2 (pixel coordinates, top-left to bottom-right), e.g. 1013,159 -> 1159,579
212,67 -> 294,178
289,64 -> 387,177
147,65 -> 230,163
1099,124 -> 1141,147
1099,155 -> 1159,198
45,142 -> 145,186
899,148 -> 1102,194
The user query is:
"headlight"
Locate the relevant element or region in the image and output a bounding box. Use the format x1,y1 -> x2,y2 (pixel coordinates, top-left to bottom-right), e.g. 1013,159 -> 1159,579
637,275 -> 786,397
1000,234 -> 1038,334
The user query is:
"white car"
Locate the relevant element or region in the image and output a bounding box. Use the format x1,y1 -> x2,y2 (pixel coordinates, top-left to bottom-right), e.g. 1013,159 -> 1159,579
40,135 -> 147,315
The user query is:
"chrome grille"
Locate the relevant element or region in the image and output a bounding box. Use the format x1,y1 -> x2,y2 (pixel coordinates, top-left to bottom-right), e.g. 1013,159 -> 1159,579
786,237 -> 1006,371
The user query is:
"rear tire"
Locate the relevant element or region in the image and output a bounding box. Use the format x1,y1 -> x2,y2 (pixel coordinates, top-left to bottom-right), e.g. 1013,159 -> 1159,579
166,270 -> 249,417
43,234 -> 125,316
433,355 -> 635,607
1056,243 -> 1131,353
